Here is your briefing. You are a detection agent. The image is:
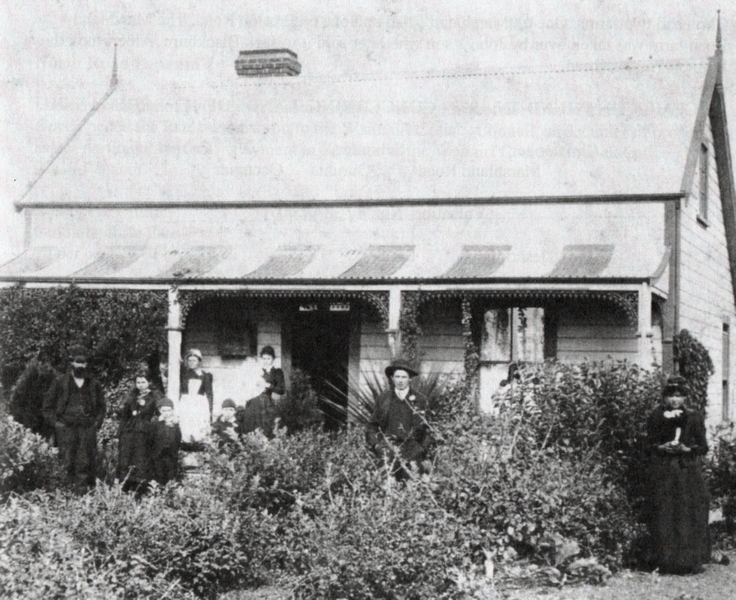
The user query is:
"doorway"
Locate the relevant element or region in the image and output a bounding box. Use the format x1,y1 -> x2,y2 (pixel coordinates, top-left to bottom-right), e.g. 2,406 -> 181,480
290,302 -> 352,428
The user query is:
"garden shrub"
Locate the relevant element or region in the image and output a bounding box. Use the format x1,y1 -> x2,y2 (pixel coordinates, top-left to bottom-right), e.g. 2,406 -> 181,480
428,359 -> 662,570
2,481 -> 280,599
707,423 -> 736,538
0,284 -> 167,391
274,368 -> 323,433
293,479 -> 483,600
0,494 -> 128,599
3,355 -> 713,597
0,410 -> 63,497
674,328 -> 715,416
7,359 -> 58,438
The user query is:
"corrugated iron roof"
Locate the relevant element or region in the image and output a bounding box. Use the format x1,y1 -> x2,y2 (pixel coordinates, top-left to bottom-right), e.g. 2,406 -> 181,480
244,246 -> 316,278
158,247 -> 231,278
549,245 -> 614,277
0,247 -> 58,276
17,59 -> 711,205
444,245 -> 511,278
72,248 -> 143,277
0,242 -> 663,282
339,246 -> 414,279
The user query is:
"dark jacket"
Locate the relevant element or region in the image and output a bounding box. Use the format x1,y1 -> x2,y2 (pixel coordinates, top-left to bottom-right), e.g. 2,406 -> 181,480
367,387 -> 434,462
152,419 -> 181,485
647,406 -> 708,456
43,373 -> 106,429
262,367 -> 286,399
118,389 -> 161,433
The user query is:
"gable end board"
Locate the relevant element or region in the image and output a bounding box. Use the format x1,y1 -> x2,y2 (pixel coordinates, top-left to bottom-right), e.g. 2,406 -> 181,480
710,83 -> 736,311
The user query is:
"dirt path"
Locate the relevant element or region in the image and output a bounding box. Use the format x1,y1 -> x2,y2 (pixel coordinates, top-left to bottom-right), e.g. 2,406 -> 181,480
504,555 -> 736,600
223,554 -> 736,599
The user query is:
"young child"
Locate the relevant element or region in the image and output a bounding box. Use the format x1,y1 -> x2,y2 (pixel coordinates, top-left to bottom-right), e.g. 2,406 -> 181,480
118,370 -> 160,492
212,398 -> 240,449
152,397 -> 181,484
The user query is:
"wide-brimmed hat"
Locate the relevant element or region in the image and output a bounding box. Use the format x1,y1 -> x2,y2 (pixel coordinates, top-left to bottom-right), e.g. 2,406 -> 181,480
385,359 -> 419,379
663,375 -> 688,398
185,348 -> 203,361
69,344 -> 90,362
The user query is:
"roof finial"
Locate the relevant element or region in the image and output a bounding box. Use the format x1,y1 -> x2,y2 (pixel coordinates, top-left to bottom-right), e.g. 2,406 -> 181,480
110,43 -> 118,88
716,10 -> 722,55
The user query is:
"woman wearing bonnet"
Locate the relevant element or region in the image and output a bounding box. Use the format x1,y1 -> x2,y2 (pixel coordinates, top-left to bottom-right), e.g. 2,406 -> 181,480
646,375 -> 710,574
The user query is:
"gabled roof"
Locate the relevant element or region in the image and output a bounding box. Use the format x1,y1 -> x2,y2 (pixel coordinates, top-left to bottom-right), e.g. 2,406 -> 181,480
16,56 -> 715,206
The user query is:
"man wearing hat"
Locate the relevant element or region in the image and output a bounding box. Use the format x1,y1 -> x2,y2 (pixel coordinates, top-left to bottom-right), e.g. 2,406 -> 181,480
366,359 -> 435,477
42,344 -> 106,493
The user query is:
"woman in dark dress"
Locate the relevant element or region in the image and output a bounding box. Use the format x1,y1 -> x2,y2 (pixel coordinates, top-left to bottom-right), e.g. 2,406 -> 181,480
239,346 -> 286,435
118,370 -> 162,492
646,375 -> 710,574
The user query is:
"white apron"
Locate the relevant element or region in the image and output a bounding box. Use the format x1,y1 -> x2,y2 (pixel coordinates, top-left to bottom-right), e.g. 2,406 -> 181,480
178,377 -> 211,443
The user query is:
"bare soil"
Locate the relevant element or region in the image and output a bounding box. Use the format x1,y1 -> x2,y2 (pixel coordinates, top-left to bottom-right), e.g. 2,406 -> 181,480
503,554 -> 736,600
222,553 -> 736,600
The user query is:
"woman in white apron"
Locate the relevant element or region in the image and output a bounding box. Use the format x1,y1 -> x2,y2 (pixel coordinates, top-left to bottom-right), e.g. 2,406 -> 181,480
178,349 -> 213,445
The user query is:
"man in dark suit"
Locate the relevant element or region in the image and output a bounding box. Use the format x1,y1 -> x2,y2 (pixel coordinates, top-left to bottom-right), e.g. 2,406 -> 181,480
42,345 -> 106,493
366,359 -> 434,478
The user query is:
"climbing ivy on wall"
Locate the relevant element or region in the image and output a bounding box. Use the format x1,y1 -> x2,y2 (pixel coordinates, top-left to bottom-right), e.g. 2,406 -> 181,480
673,329 -> 715,416
0,284 -> 167,392
398,291 -> 422,365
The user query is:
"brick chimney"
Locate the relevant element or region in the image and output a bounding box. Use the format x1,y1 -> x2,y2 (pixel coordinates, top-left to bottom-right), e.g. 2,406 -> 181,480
235,49 -> 301,77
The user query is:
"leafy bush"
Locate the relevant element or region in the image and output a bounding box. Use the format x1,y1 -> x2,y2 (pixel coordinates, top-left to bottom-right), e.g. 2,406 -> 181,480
674,328 -> 715,416
3,357 -> 705,597
273,369 -> 323,433
293,479 -> 482,600
0,284 -> 167,390
707,423 -> 736,537
7,359 -> 58,438
429,359 -> 662,570
0,494 -> 128,599
0,411 -> 62,497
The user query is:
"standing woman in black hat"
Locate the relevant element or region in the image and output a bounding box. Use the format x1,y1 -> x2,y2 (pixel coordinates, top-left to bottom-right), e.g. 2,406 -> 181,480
646,375 -> 710,574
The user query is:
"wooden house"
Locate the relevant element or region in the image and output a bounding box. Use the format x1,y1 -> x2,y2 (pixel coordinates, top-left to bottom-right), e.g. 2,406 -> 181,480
3,31 -> 736,428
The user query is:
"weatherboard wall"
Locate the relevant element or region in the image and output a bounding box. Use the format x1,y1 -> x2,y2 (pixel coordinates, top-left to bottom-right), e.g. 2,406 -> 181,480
679,117 -> 736,427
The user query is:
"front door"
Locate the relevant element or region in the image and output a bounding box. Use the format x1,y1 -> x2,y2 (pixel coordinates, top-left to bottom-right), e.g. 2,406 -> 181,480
290,302 -> 352,428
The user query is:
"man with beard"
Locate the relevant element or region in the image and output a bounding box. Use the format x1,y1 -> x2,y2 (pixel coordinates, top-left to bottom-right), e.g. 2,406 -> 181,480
43,345 -> 106,493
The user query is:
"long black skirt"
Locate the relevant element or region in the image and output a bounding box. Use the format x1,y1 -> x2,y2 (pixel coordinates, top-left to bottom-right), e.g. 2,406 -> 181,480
649,454 -> 710,573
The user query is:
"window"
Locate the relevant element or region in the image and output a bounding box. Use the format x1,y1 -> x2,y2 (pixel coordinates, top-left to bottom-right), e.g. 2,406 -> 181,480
699,143 -> 709,222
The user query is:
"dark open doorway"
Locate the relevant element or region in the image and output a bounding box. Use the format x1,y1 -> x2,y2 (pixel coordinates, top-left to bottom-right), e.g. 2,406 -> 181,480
290,302 -> 352,428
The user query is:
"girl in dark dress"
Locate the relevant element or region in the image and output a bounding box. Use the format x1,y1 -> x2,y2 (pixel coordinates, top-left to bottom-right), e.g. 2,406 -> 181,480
646,375 -> 710,574
118,370 -> 161,492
